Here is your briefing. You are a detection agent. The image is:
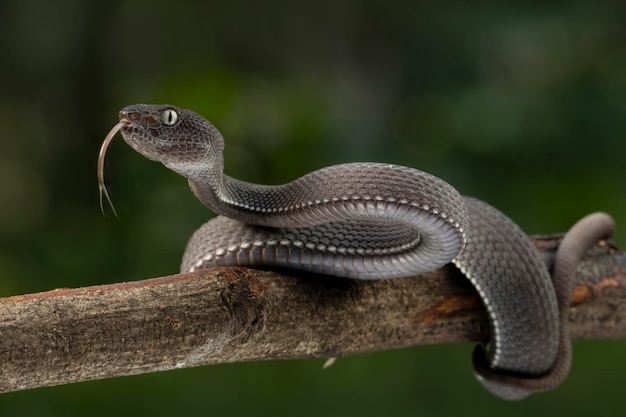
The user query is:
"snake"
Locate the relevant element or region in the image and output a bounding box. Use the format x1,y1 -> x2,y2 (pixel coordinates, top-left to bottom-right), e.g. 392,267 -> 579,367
98,103 -> 615,400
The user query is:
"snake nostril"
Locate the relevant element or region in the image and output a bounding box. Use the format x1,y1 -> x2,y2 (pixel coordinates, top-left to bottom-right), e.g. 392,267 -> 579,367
119,110 -> 142,122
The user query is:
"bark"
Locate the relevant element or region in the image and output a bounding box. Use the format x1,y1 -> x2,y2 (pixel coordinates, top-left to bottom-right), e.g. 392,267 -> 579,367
0,234 -> 624,393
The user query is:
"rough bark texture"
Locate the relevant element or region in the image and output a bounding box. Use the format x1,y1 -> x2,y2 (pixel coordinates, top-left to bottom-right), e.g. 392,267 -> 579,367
0,234 -> 624,393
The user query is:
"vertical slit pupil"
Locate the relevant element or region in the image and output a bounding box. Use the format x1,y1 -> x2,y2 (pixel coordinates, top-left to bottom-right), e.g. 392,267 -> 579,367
164,110 -> 177,125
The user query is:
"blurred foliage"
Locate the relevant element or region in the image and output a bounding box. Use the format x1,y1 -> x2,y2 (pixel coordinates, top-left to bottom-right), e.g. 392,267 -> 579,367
0,0 -> 625,415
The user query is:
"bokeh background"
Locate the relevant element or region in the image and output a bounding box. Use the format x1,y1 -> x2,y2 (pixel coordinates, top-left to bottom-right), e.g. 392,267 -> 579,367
1,0 -> 625,415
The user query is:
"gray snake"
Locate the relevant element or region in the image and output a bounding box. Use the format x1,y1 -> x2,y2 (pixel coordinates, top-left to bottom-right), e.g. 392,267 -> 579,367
99,103 -> 615,400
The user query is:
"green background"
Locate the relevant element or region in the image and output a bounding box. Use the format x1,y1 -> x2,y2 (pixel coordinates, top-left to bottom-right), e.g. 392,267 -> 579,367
1,0 -> 625,415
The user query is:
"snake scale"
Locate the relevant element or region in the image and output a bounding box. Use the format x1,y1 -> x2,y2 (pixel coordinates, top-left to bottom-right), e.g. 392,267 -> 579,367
99,104 -> 615,400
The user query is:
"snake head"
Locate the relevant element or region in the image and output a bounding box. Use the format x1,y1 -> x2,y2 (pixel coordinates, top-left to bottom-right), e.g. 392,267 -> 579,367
118,104 -> 224,179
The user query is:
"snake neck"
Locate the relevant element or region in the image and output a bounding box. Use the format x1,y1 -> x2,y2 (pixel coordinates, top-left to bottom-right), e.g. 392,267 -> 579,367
188,166 -> 298,227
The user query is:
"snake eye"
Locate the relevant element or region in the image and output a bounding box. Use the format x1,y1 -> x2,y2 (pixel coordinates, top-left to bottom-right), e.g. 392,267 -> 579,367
162,109 -> 178,126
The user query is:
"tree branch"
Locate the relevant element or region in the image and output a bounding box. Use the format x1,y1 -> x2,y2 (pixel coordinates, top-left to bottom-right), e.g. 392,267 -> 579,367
0,234 -> 624,393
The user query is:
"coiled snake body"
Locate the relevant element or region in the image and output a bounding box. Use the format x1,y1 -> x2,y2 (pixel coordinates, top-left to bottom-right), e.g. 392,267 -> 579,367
100,104 -> 615,400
